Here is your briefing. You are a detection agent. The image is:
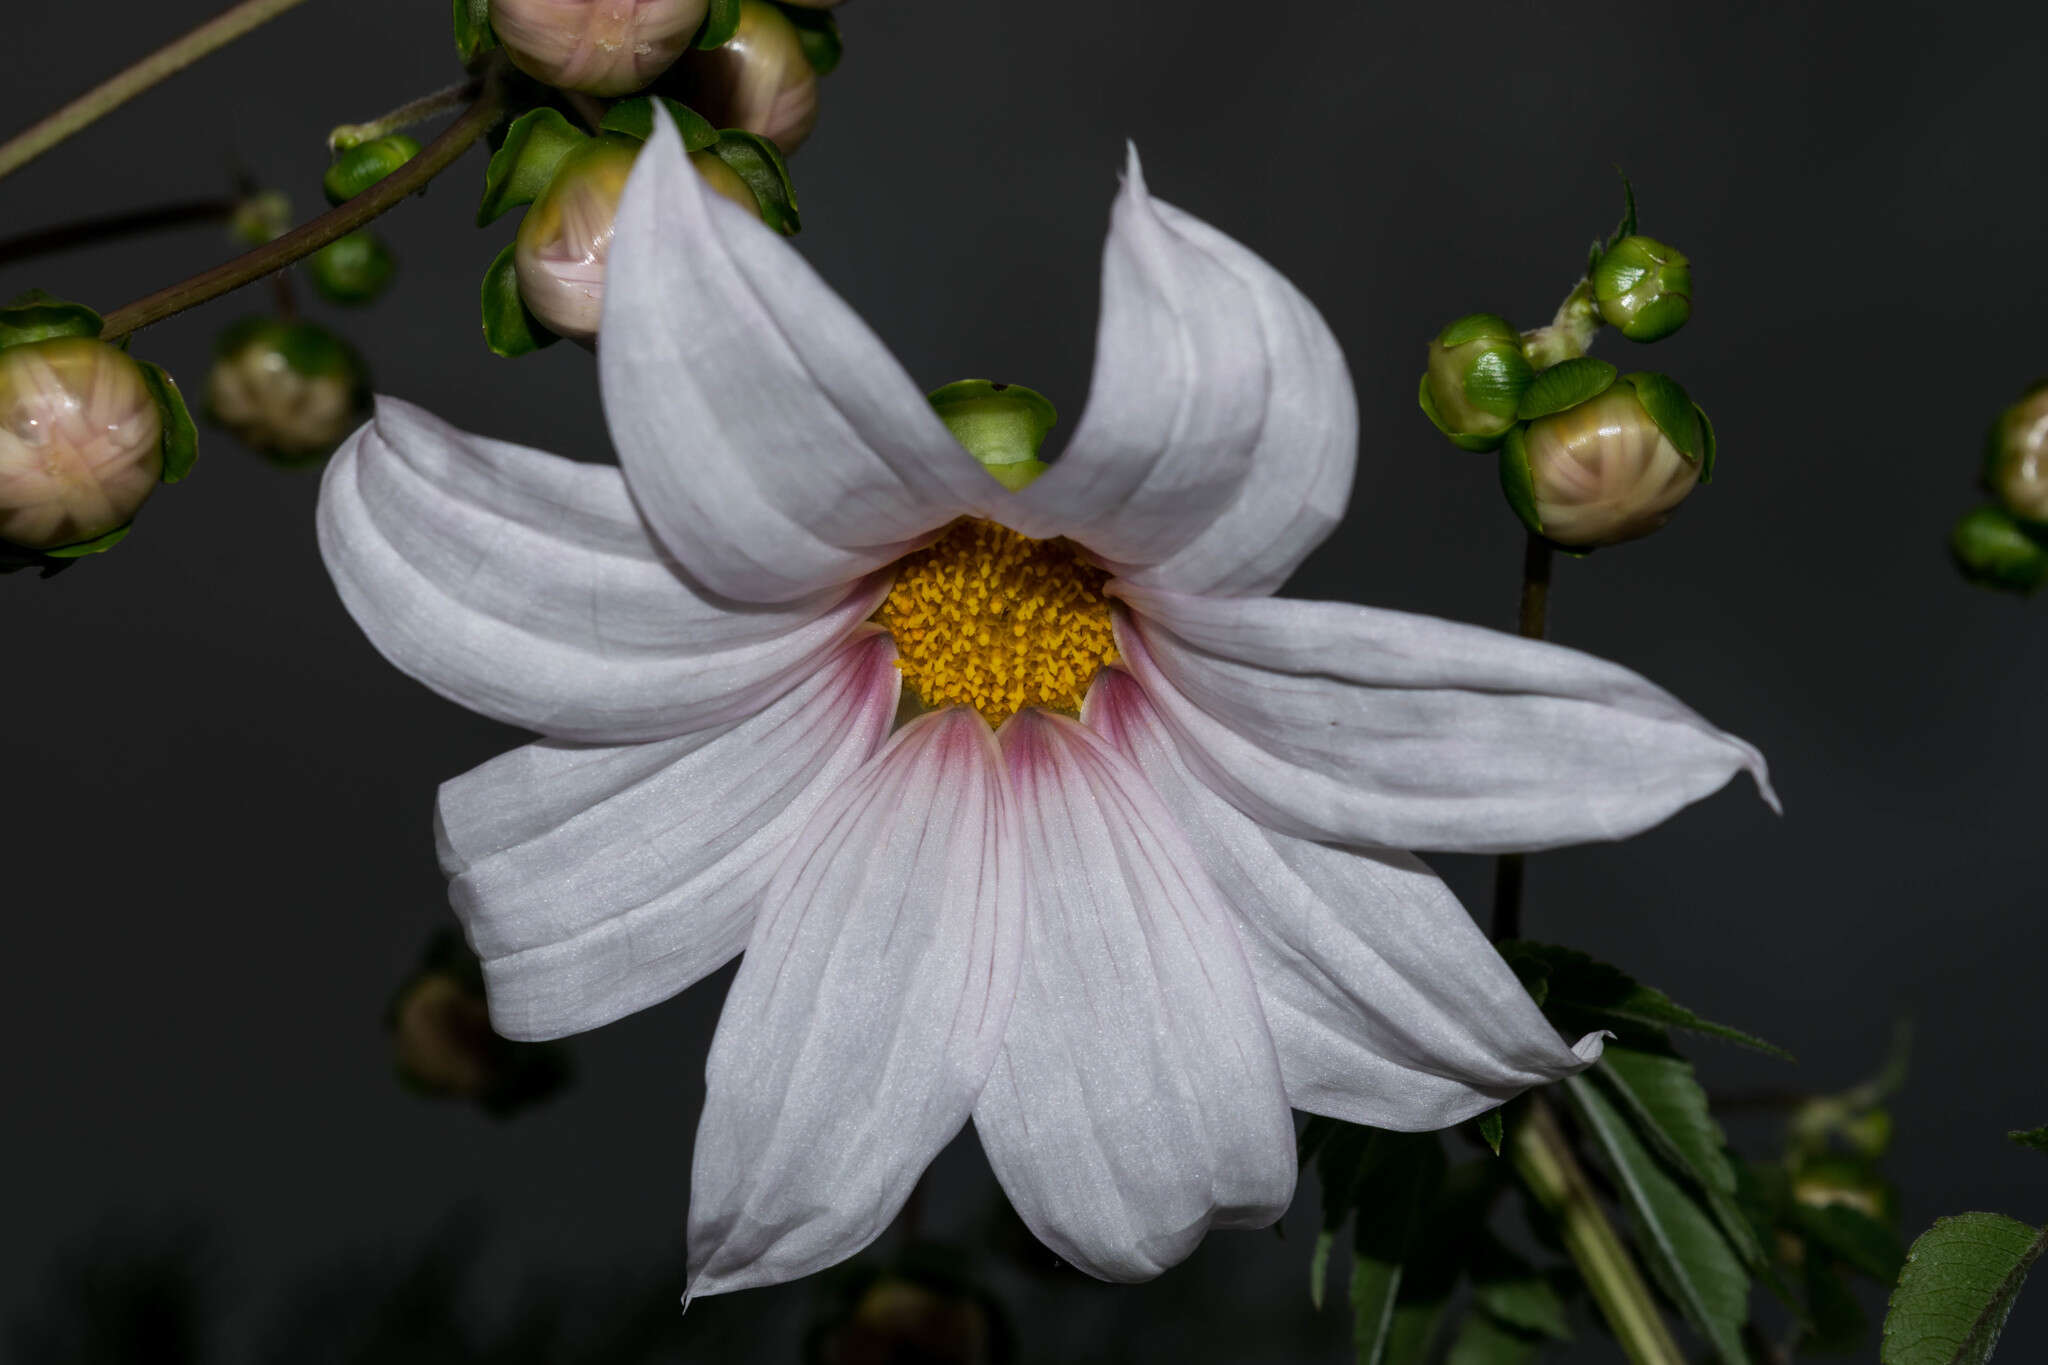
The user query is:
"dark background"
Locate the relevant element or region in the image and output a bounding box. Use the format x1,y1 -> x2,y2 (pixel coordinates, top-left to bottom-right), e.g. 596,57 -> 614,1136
4,1 -> 2045,1360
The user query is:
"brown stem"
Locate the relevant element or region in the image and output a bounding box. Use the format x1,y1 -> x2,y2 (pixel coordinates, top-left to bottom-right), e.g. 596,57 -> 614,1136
98,80 -> 504,342
1490,533 -> 1555,941
0,198 -> 240,269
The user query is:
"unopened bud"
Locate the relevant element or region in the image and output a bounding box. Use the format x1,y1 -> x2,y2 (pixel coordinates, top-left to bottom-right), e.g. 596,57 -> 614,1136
322,134 -> 420,206
812,1274 -> 1003,1365
493,0 -> 709,97
1419,313 -> 1535,451
513,137 -> 755,341
1983,381 -> 2048,526
928,379 -> 1058,491
1591,235 -> 1691,342
388,930 -> 571,1117
1951,504 -> 2048,594
0,338 -> 163,550
308,230 -> 396,305
206,318 -> 368,465
672,0 -> 820,153
1500,373 -> 1710,548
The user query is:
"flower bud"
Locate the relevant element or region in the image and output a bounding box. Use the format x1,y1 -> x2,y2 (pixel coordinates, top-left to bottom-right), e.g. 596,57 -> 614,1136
388,930 -> 571,1117
1982,381 -> 2048,526
493,0 -> 709,97
1500,375 -> 1708,548
1419,314 -> 1535,452
1950,504 -> 2048,594
672,0 -> 820,153
928,379 -> 1058,491
322,134 -> 420,206
1591,235 -> 1692,342
512,137 -> 756,341
0,337 -> 164,551
811,1273 -> 1004,1365
308,230 -> 396,305
205,318 -> 368,465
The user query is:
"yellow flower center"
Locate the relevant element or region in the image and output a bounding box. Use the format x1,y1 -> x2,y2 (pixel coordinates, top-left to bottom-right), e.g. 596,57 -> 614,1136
875,519 -> 1118,727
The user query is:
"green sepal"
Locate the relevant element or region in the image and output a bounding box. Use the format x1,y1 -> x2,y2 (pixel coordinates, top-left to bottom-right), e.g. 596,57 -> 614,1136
1881,1213 -> 2045,1365
1697,403 -> 1718,482
779,3 -> 843,74
323,134 -> 421,207
1623,292 -> 1692,344
452,0 -> 497,64
136,360 -> 198,483
1476,1109 -> 1504,1156
711,130 -> 801,235
1464,346 -> 1536,422
477,108 -> 588,227
697,0 -> 742,49
1420,374 -> 1504,452
1437,312 -> 1520,348
1950,505 -> 2048,594
1496,425 -> 1544,535
2010,1126 -> 2048,1155
480,242 -> 559,358
41,522 -> 134,559
1501,941 -> 1794,1060
1589,171 -> 1640,273
0,291 -> 104,350
1618,371 -> 1707,464
308,230 -> 396,305
601,95 -> 719,151
1515,355 -> 1616,421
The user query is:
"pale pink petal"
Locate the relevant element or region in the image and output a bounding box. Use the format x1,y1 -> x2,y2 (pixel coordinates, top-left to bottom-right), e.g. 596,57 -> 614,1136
600,111 -> 995,605
1114,585 -> 1776,854
972,708 -> 1294,1283
317,397 -> 883,742
1002,147 -> 1353,597
436,629 -> 900,1041
686,708 -> 1024,1299
1086,668 -> 1603,1129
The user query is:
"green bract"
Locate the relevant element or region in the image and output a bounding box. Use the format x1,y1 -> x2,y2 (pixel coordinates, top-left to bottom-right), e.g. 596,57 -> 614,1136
0,290 -> 104,350
323,134 -> 421,206
1950,504 -> 2048,594
477,107 -> 588,226
1981,380 -> 2048,528
309,231 -> 397,305
928,379 -> 1058,491
1419,313 -> 1535,451
1592,234 -> 1693,342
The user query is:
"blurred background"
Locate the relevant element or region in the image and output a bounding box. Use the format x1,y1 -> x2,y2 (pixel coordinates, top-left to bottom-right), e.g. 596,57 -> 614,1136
4,0 -> 2045,1359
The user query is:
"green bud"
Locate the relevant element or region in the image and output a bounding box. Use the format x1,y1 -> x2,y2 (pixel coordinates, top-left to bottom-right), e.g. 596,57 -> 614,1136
493,0 -> 708,96
307,230 -> 396,305
1982,381 -> 2048,527
928,379 -> 1058,491
1418,313 -> 1535,451
1790,1153 -> 1899,1226
0,337 -> 164,551
387,929 -> 570,1119
1499,374 -> 1709,548
671,0 -> 821,153
1950,504 -> 2048,594
230,189 -> 292,246
1591,235 -> 1692,342
205,318 -> 369,465
322,134 -> 420,206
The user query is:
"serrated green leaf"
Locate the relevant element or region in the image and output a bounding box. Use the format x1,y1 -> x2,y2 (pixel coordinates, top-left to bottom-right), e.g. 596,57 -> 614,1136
601,95 -> 719,151
1499,943 -> 1793,1060
711,130 -> 801,235
476,108 -> 587,227
1567,1075 -> 1751,1365
779,3 -> 842,74
452,0 -> 495,63
2009,1127 -> 2048,1156
0,291 -> 104,350
697,0 -> 741,48
1619,371 -> 1704,463
135,360 -> 197,483
1801,1203 -> 1908,1284
1516,356 -> 1616,421
1446,1311 -> 1546,1365
479,242 -> 558,358
1882,1214 -> 2046,1365
1478,1110 -> 1504,1156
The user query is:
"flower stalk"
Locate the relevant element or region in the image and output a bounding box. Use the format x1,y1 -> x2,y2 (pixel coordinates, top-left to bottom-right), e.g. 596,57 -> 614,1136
328,79 -> 480,152
1490,532 -> 1553,942
0,0 -> 316,184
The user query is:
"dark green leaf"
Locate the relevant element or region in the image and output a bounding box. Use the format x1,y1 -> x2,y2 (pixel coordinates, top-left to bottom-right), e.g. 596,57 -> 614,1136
1882,1214 -> 2046,1365
1446,1311 -> 1546,1365
0,291 -> 103,350
600,96 -> 719,151
710,130 -> 801,235
1804,1254 -> 1870,1355
1801,1203 -> 1908,1284
1472,1240 -> 1572,1341
779,3 -> 842,74
1515,355 -> 1616,421
1478,1110 -> 1504,1157
452,0 -> 496,64
696,0 -> 741,48
479,243 -> 558,358
1566,1075 -> 1751,1364
2009,1127 -> 2048,1156
476,108 -> 587,227
1499,942 -> 1793,1060
135,359 -> 197,483
1350,1132 -> 1448,1365
1310,1120 -> 1376,1309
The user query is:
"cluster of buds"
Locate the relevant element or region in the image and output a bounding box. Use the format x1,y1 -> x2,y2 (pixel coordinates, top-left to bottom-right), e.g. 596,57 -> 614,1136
387,930 -> 570,1118
205,318 -> 370,465
1416,184 -> 1715,550
1952,381 -> 2048,592
0,293 -> 195,570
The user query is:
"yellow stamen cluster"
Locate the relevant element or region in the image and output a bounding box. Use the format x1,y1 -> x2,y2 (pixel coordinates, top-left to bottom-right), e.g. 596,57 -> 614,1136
876,520 -> 1118,727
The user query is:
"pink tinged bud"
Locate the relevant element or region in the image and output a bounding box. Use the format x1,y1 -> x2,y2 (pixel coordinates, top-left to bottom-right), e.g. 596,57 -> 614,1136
1520,387 -> 1701,548
513,139 -> 756,341
0,338 -> 162,550
492,0 -> 710,97
674,0 -> 820,152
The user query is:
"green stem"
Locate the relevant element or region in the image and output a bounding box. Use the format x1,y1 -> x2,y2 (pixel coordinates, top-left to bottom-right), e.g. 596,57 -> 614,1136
1489,533 -> 1552,942
99,80 -> 505,342
329,78 -> 480,151
0,0 -> 317,184
1521,278 -> 1600,370
1509,1096 -> 1688,1365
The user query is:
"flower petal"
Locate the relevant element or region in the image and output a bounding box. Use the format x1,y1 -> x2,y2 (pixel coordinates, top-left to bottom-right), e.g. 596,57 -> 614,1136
317,397 -> 884,742
1086,668 -> 1602,1129
599,111 -> 995,604
972,708 -> 1294,1283
1002,147 -> 1354,597
1113,585 -> 1777,854
686,708 -> 1023,1299
437,629 -> 901,1042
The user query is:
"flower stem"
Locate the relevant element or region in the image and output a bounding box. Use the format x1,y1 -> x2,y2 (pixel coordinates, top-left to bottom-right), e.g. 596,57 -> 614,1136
1508,1096 -> 1688,1365
0,197 -> 239,269
1489,532 -> 1553,943
0,0 -> 316,184
98,80 -> 505,342
329,78 -> 481,151
1520,278 -> 1600,370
